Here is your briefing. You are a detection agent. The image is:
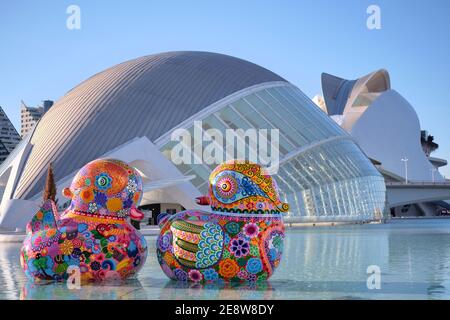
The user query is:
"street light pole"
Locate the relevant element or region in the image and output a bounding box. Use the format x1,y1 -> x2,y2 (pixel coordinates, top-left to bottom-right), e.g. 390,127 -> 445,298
401,157 -> 408,184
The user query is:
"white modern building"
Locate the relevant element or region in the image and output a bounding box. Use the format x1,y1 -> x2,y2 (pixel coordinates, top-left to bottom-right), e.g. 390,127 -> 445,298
0,51 -> 387,230
315,69 -> 450,216
0,107 -> 21,165
20,100 -> 53,137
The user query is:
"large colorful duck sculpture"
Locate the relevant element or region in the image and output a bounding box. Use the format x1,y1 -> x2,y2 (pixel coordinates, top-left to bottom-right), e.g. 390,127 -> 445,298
157,161 -> 289,282
20,159 -> 148,283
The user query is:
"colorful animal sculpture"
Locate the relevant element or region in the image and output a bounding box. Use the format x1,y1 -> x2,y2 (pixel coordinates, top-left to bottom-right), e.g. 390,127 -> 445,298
20,159 -> 148,283
156,161 -> 288,282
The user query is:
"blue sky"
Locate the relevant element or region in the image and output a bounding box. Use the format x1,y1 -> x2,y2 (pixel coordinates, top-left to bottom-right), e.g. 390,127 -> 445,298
1,0 -> 449,176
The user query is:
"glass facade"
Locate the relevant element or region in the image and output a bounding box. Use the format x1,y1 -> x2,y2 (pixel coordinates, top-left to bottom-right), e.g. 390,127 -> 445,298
158,84 -> 386,222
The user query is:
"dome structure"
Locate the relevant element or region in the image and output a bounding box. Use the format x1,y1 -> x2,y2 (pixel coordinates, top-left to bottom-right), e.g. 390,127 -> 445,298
14,51 -> 285,199
0,51 -> 386,230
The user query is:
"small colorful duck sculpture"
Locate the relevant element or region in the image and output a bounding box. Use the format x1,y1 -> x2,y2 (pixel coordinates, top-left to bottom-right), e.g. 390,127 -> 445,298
20,159 -> 148,283
157,161 -> 288,282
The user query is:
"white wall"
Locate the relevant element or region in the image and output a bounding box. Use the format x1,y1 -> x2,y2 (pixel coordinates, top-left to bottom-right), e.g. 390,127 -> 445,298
351,90 -> 443,182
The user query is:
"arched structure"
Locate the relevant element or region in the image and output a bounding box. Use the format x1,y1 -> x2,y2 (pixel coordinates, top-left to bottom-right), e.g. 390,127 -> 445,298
318,69 -> 449,216
0,52 -> 386,230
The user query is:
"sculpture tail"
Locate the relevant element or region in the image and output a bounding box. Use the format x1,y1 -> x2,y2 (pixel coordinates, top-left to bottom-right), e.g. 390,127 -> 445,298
26,199 -> 59,234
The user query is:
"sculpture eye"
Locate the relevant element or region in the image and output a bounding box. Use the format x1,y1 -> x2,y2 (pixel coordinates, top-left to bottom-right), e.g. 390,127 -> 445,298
95,173 -> 112,190
98,177 -> 108,187
212,170 -> 270,204
215,174 -> 238,199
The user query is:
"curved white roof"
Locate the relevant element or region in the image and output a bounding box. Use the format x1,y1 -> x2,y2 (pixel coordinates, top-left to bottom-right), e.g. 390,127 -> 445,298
11,51 -> 287,199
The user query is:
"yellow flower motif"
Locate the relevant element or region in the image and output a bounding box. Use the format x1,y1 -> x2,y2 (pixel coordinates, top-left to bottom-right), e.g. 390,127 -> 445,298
106,198 -> 123,212
60,240 -> 74,255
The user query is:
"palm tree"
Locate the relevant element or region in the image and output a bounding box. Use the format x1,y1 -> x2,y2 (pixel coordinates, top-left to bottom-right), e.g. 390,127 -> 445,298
421,130 -> 439,156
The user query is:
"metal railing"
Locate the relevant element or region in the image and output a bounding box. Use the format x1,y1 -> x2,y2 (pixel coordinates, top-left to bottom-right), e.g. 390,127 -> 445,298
386,181 -> 450,186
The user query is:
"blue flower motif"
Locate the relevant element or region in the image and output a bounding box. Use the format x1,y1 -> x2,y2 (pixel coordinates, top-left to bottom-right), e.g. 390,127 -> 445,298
225,222 -> 240,235
174,268 -> 188,281
202,268 -> 219,281
95,173 -> 112,190
94,192 -> 108,206
246,258 -> 263,274
78,223 -> 88,233
158,233 -> 171,252
43,212 -> 54,224
123,198 -> 133,209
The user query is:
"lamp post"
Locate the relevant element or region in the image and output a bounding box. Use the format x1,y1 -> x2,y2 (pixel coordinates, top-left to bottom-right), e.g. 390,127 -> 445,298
401,157 -> 408,184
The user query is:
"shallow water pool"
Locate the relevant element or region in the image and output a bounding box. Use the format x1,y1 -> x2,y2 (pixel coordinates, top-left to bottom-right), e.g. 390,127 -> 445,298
1,219 -> 450,300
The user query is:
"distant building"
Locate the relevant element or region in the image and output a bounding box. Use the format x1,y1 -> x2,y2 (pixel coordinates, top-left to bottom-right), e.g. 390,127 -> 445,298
0,106 -> 21,164
20,100 -> 53,137
315,69 -> 450,217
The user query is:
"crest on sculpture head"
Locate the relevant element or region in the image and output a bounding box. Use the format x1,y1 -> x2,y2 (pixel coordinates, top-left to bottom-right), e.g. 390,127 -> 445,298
205,160 -> 289,214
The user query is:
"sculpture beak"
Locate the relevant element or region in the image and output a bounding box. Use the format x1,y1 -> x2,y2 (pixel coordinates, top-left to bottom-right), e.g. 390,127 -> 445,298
130,206 -> 145,221
62,187 -> 73,199
195,195 -> 210,206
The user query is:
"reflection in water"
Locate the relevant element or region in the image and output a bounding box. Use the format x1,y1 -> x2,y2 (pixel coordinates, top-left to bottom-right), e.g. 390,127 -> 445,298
159,280 -> 275,300
0,244 -> 26,300
20,278 -> 147,300
1,219 -> 450,299
386,219 -> 450,299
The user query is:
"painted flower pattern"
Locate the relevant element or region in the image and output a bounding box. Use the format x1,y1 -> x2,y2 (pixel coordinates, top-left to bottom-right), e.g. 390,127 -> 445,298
88,202 -> 98,213
225,222 -> 240,235
155,156 -> 287,283
126,180 -> 138,193
246,258 -> 263,274
158,233 -> 171,252
229,237 -> 249,258
174,268 -> 188,281
157,211 -> 285,283
188,269 -> 203,282
218,258 -> 239,279
202,268 -> 219,281
59,240 -> 74,255
95,173 -> 112,190
20,159 -> 148,283
243,222 -> 259,238
94,192 -> 107,207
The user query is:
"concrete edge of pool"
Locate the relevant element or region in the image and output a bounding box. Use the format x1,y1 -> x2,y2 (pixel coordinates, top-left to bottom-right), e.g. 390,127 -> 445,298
0,220 -> 386,243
